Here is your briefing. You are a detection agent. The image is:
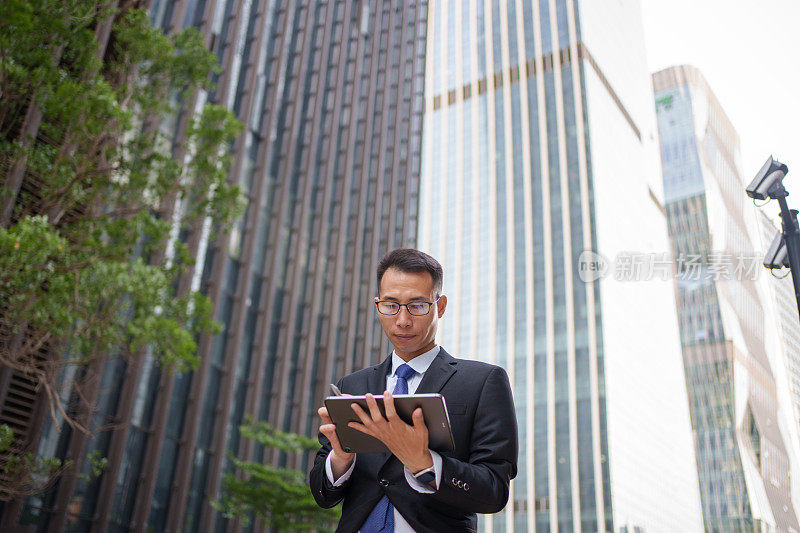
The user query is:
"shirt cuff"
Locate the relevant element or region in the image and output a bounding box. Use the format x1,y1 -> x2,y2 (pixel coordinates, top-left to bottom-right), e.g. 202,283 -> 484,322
404,451 -> 442,493
325,451 -> 356,487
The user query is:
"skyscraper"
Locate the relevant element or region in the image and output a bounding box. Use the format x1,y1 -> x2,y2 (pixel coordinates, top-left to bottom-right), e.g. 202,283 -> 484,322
654,64 -> 800,532
756,209 -> 800,524
0,1 -> 427,531
419,1 -> 701,531
758,211 -> 800,450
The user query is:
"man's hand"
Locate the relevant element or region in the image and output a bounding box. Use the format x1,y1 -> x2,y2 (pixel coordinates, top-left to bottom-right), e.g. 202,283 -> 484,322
318,406 -> 354,479
349,392 -> 434,474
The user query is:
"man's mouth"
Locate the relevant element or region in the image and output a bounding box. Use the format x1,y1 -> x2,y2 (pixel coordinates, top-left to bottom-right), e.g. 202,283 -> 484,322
395,334 -> 415,340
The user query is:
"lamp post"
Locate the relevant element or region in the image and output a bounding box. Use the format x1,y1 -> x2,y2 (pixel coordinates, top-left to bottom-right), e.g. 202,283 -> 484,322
747,156 -> 800,322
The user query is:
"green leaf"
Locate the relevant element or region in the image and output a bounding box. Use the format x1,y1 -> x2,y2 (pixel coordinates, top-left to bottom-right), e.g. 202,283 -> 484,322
214,419 -> 340,531
0,0 -> 241,448
0,424 -> 14,453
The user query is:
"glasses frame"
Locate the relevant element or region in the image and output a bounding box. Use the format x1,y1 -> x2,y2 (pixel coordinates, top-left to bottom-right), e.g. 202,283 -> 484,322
374,296 -> 441,316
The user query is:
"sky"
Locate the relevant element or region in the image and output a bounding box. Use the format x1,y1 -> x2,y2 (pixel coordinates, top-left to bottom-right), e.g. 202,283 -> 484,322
640,0 -> 800,185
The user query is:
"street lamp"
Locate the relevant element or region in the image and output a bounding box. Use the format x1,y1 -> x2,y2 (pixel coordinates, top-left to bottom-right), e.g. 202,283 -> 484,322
747,156 -> 800,321
763,230 -> 790,270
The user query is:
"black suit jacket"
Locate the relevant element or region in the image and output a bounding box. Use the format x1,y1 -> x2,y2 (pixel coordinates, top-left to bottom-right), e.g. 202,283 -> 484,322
309,348 -> 518,533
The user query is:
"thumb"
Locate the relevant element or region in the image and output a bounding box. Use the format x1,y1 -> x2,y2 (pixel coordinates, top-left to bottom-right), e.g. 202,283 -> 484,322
412,407 -> 426,431
320,423 -> 339,444
321,423 -> 352,457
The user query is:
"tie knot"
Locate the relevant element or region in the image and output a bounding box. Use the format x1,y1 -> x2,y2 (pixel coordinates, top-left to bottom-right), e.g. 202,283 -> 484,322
395,363 -> 416,381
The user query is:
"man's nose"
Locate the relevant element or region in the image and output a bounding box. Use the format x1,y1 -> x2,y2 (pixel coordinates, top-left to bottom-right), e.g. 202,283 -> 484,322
395,306 -> 413,324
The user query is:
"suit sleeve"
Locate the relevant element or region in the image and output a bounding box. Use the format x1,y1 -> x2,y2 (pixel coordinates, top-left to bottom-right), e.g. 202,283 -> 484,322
430,366 -> 518,513
308,380 -> 349,508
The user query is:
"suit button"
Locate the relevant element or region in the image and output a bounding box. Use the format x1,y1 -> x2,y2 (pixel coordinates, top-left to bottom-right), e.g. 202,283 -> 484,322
451,477 -> 457,486
380,478 -> 389,487
463,483 -> 470,491
457,480 -> 463,488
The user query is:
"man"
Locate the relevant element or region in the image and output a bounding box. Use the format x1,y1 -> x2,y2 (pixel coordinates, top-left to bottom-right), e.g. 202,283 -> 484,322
309,248 -> 518,532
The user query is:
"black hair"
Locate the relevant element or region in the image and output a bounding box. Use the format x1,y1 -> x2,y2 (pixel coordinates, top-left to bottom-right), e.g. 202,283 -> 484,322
376,248 -> 443,296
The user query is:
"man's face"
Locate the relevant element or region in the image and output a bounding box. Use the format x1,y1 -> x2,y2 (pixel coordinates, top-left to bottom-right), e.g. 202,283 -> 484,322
375,267 -> 447,362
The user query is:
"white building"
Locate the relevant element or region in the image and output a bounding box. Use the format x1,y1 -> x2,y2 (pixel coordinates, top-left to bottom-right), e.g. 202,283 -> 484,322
419,1 -> 702,531
654,64 -> 800,532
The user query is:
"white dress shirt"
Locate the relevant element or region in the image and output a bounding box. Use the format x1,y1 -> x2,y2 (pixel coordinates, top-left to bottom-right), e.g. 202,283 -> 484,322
325,345 -> 443,533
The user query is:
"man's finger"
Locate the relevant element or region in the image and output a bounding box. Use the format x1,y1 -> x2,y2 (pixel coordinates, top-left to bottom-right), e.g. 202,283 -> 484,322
348,421 -> 374,437
320,423 -> 345,452
320,423 -> 337,439
318,406 -> 332,425
320,423 -> 355,465
364,393 -> 385,422
351,402 -> 374,427
383,391 -> 399,420
411,407 -> 427,432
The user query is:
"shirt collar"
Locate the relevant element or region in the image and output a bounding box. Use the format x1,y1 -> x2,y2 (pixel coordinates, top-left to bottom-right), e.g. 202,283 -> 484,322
391,345 -> 441,377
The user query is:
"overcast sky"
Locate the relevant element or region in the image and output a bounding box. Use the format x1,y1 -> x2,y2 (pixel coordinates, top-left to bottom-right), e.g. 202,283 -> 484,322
641,0 -> 800,185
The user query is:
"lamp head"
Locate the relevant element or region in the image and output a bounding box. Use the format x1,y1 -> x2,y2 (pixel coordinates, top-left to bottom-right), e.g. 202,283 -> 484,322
764,230 -> 790,269
747,155 -> 789,200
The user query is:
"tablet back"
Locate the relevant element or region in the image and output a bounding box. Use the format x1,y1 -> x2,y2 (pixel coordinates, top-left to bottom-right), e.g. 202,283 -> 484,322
324,393 -> 455,453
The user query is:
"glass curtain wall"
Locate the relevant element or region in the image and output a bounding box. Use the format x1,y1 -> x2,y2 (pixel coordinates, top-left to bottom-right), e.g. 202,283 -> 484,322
10,1 -> 428,532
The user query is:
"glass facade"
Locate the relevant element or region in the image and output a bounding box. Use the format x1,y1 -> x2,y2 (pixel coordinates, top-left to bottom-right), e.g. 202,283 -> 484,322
654,65 -> 800,532
757,210 -> 800,458
3,1 -> 427,531
421,1 -> 702,531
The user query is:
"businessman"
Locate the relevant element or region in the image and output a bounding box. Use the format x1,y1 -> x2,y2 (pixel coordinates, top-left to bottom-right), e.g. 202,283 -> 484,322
309,248 -> 518,532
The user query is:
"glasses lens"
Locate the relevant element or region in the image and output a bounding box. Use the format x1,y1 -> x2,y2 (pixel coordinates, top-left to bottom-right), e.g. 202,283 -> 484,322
378,301 -> 400,314
406,302 -> 430,315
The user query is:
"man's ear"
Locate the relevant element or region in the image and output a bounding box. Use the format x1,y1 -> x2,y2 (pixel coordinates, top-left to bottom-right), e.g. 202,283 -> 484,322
437,295 -> 447,317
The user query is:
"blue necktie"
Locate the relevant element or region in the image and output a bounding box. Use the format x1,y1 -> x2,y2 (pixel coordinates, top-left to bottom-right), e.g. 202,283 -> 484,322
360,363 -> 417,533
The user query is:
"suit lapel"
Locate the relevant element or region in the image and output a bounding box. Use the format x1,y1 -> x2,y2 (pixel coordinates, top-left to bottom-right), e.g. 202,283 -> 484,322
415,347 -> 457,394
367,355 -> 393,395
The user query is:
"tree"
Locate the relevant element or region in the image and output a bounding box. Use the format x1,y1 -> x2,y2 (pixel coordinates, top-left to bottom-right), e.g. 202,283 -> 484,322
214,418 -> 341,532
0,0 -> 243,499
0,423 -> 71,498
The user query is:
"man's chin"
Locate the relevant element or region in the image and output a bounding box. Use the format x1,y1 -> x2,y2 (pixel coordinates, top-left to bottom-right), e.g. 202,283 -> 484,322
392,336 -> 419,353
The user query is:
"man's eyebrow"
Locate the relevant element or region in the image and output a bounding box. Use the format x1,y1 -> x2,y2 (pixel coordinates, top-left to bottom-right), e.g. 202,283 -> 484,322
380,295 -> 429,302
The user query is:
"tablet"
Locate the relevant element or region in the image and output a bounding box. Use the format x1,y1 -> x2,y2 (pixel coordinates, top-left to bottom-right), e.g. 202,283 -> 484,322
324,393 -> 455,453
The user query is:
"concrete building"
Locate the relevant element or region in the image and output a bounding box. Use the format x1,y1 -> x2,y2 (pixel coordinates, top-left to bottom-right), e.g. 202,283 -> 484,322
654,64 -> 800,532
0,0 -> 427,531
419,1 -> 702,531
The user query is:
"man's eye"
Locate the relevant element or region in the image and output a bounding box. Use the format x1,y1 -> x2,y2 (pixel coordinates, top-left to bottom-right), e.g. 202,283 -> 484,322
408,303 -> 426,312
384,303 -> 399,311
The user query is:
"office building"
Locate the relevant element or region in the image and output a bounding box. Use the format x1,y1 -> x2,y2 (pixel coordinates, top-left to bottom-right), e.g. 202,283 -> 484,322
0,0 -> 427,531
419,1 -> 702,531
654,64 -> 800,532
758,211 -> 800,451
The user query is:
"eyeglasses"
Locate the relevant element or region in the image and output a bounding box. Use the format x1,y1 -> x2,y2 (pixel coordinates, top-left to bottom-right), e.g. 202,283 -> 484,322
375,297 -> 440,316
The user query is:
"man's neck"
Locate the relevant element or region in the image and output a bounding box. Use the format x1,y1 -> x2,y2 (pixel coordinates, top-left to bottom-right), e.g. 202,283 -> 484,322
391,346 -> 440,375
396,342 -> 437,362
